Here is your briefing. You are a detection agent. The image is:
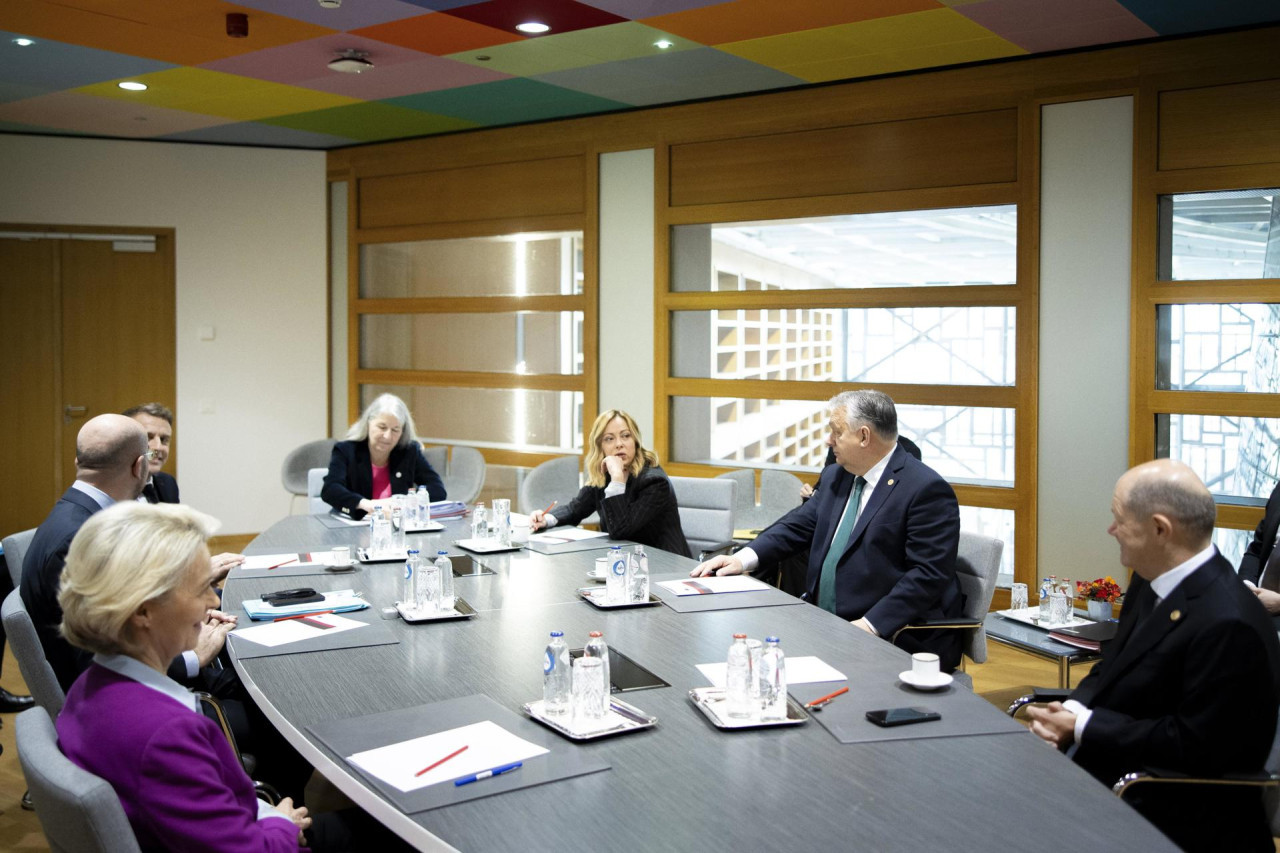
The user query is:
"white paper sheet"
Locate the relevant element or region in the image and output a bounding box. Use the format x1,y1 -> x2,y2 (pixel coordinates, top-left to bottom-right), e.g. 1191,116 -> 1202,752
347,720 -> 548,792
231,613 -> 366,647
240,552 -> 335,571
696,656 -> 846,689
657,576 -> 769,596
529,527 -> 607,544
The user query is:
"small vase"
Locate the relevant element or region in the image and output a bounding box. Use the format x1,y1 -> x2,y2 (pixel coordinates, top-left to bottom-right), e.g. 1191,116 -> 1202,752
1087,599 -> 1112,622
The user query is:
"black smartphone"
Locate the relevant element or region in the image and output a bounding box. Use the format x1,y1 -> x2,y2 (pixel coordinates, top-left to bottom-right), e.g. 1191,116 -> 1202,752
865,707 -> 942,728
262,587 -> 323,606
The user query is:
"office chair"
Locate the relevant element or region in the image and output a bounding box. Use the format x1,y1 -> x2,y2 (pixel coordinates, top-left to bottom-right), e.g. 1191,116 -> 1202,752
15,706 -> 143,853
3,527 -> 36,588
281,439 -> 336,513
891,531 -> 1004,689
669,476 -> 736,560
2,589 -> 65,718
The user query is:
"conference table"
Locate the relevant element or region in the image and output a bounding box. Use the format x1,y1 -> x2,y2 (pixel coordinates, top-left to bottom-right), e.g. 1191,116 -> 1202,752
223,514 -> 1177,852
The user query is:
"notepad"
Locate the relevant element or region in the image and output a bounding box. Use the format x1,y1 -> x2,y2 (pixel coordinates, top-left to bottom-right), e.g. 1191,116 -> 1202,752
347,720 -> 548,793
528,527 -> 607,544
233,612 -> 366,647
657,576 -> 769,596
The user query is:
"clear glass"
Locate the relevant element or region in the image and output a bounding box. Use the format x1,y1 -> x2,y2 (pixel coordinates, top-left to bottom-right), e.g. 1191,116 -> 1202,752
669,398 -> 1015,486
360,231 -> 584,298
958,506 -> 1015,585
572,656 -> 606,721
360,384 -> 583,453
1214,527 -> 1254,570
1156,304 -> 1280,392
671,306 -> 1015,385
361,312 -> 584,374
1158,189 -> 1279,281
1157,414 -> 1280,502
1009,583 -> 1028,610
671,205 -> 1017,291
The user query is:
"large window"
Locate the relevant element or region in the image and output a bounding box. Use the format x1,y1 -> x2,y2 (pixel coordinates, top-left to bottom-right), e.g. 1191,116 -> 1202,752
355,231 -> 589,464
1140,186 -> 1280,549
663,204 -> 1025,584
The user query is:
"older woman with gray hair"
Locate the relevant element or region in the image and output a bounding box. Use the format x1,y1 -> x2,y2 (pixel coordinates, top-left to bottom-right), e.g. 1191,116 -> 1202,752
55,501 -> 310,851
321,393 -> 446,520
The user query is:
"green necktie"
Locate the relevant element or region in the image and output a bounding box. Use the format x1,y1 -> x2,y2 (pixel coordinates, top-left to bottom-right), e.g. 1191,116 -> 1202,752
817,476 -> 865,614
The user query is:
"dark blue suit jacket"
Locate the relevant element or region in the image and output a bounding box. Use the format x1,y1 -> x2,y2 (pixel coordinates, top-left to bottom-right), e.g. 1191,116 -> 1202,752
149,470 -> 180,504
321,439 -> 446,520
1238,479 -> 1280,587
21,487 -> 99,689
750,445 -> 964,667
1068,552 -> 1280,853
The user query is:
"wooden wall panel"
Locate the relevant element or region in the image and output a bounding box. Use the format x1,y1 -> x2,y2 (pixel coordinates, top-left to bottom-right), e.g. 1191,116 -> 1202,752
1158,78 -> 1280,172
668,109 -> 1018,207
358,156 -> 586,230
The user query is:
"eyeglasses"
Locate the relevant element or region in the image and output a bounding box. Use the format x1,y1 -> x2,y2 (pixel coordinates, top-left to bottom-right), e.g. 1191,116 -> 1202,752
144,449 -> 161,461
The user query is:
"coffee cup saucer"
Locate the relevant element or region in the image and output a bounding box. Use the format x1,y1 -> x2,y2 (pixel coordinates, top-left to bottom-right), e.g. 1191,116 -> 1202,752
899,670 -> 953,691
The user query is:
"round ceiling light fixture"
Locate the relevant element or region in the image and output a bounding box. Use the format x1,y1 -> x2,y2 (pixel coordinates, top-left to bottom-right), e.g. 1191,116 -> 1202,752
118,81 -> 148,91
328,49 -> 374,74
516,21 -> 550,34
13,38 -> 35,47
654,39 -> 673,49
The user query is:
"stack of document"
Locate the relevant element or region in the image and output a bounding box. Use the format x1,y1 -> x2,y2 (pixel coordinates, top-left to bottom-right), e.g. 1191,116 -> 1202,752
241,589 -> 368,621
428,501 -> 468,519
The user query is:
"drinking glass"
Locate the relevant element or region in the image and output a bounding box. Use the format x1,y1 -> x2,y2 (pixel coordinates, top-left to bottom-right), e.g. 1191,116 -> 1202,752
572,656 -> 607,721
492,498 -> 511,547
1010,582 -> 1028,610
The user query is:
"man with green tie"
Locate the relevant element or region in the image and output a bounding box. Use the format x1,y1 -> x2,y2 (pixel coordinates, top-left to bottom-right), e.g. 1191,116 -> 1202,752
693,390 -> 965,670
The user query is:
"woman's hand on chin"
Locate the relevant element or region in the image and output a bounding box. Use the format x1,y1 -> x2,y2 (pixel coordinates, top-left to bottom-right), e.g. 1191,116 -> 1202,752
602,455 -> 628,484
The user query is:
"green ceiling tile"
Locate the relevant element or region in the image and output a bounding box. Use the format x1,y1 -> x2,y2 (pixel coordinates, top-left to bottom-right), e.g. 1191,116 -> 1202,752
389,78 -> 628,126
261,101 -> 478,141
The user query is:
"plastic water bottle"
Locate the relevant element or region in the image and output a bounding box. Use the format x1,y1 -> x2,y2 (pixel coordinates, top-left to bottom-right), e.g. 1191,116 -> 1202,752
403,549 -> 420,611
543,631 -> 571,716
371,507 -> 392,554
584,630 -> 611,716
391,505 -> 406,553
1039,577 -> 1052,619
630,545 -> 650,602
759,636 -> 787,721
472,502 -> 488,540
435,550 -> 454,611
405,489 -> 419,529
606,545 -> 627,604
417,486 -> 430,526
726,633 -> 753,719
417,552 -> 441,613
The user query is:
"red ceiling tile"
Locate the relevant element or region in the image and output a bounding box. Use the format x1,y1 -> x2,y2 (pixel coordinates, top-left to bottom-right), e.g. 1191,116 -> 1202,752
646,0 -> 942,45
353,11 -> 525,55
443,0 -> 628,37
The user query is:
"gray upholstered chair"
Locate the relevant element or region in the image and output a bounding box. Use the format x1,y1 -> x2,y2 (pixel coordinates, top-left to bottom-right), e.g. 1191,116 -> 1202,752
3,589 -> 65,718
518,455 -> 581,515
421,445 -> 486,505
306,467 -> 328,514
891,530 -> 1004,689
715,469 -> 804,533
281,439 -> 336,512
16,706 -> 142,853
668,476 -> 736,560
4,527 -> 36,588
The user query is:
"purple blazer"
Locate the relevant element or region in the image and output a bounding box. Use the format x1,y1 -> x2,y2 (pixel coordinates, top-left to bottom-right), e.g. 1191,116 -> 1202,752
57,664 -> 301,853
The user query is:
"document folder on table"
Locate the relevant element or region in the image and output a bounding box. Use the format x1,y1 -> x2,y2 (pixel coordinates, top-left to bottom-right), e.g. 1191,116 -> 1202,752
1049,619 -> 1118,651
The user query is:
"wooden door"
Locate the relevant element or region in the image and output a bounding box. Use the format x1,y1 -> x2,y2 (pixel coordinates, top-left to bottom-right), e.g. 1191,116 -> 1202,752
0,230 -> 175,538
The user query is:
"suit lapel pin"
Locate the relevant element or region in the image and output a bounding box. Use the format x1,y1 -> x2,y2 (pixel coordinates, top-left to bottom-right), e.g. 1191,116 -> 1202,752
1169,609 -> 1182,622
887,479 -> 894,486
395,471 -> 402,478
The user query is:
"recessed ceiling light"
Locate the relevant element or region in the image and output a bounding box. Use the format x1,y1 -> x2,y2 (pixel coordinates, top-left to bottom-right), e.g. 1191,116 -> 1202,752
12,38 -> 35,47
516,21 -> 550,34
654,39 -> 673,49
118,81 -> 148,91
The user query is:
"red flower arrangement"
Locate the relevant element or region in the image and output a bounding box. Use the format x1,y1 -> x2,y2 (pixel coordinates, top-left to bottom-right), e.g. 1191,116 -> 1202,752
1076,576 -> 1124,603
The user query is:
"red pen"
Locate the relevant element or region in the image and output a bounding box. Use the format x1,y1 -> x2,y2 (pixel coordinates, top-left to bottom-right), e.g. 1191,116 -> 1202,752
267,557 -> 298,570
416,745 -> 468,777
273,610 -> 335,623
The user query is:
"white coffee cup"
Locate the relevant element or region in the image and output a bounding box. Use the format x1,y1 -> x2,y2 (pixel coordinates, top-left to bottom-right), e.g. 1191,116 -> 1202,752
594,556 -> 608,577
331,545 -> 352,566
511,525 -> 530,545
911,652 -> 940,677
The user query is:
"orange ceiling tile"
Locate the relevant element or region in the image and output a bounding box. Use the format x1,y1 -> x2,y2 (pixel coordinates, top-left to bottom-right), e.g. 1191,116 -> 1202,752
4,0 -> 335,65
645,0 -> 942,46
353,12 -> 524,57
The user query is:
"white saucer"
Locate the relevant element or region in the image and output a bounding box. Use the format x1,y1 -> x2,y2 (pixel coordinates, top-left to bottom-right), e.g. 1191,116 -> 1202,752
899,670 -> 953,691
586,569 -> 606,582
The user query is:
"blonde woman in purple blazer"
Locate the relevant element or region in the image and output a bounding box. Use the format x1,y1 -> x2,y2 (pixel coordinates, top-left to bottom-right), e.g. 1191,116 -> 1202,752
56,502 -> 310,852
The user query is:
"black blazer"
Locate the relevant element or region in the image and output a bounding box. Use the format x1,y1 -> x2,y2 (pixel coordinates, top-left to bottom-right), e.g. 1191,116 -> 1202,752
555,464 -> 692,559
145,471 -> 180,504
1068,553 -> 1280,853
1239,479 -> 1280,586
750,445 -> 964,669
321,440 -> 446,520
21,487 -> 202,691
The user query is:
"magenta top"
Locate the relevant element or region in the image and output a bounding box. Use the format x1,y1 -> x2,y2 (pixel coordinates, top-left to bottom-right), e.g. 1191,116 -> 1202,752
371,463 -> 392,499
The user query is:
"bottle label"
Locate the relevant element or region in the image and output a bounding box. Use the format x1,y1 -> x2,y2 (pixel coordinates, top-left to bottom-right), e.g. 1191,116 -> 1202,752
611,559 -> 627,576
404,562 -> 413,580
544,649 -> 555,675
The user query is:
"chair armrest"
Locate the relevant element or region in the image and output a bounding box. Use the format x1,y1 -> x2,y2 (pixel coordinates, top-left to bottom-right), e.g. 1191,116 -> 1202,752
696,541 -> 737,561
1006,688 -> 1071,716
255,781 -> 281,805
889,619 -> 982,647
1113,769 -> 1280,798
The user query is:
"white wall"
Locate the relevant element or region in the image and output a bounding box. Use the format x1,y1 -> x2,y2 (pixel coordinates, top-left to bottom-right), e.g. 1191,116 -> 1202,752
1038,97 -> 1133,584
598,149 -> 656,438
0,134 -> 328,534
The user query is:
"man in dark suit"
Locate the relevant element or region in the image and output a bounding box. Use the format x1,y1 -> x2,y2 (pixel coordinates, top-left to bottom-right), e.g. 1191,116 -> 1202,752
1238,478 -> 1280,620
692,390 -> 965,669
1028,459 -> 1280,853
123,402 -> 180,504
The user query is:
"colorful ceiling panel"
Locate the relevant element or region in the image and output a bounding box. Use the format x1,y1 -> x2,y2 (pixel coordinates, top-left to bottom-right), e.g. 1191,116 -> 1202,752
0,0 -> 1275,149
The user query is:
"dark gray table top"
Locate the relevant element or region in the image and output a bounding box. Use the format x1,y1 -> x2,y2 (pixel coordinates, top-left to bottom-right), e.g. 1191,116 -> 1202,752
985,612 -> 1105,662
225,514 -> 1175,852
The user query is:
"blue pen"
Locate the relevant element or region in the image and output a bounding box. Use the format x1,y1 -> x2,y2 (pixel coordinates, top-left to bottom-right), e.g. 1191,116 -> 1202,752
454,761 -> 522,787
